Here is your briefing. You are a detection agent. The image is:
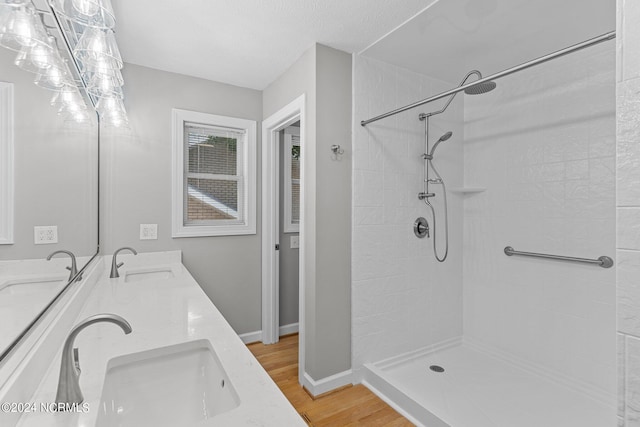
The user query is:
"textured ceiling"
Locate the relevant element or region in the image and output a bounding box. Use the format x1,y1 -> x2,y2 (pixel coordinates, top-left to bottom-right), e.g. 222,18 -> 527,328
361,0 -> 615,84
111,0 -> 434,90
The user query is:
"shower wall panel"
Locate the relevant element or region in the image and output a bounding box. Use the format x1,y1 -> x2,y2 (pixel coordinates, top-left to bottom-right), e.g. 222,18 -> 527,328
463,42 -> 616,400
352,55 -> 464,377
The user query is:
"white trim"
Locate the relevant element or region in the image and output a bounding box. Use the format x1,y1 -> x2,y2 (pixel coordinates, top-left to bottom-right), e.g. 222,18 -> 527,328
238,330 -> 262,345
238,323 -> 298,345
302,370 -> 353,397
360,379 -> 432,427
0,83 -> 14,245
283,127 -> 300,233
279,322 -> 299,336
171,109 -> 256,237
261,95 -> 306,385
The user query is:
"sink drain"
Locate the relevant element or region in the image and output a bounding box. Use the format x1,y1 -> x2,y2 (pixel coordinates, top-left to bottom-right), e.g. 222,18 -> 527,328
429,365 -> 445,373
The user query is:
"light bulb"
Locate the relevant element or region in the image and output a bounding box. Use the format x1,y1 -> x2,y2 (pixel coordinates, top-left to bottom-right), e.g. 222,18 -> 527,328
47,66 -> 63,87
29,43 -> 51,68
72,0 -> 98,16
8,8 -> 34,47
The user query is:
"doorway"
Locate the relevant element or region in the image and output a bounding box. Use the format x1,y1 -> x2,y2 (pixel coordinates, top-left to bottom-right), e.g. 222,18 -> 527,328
261,94 -> 305,382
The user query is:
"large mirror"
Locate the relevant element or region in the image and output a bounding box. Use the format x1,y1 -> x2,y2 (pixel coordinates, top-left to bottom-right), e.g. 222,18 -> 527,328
0,29 -> 98,360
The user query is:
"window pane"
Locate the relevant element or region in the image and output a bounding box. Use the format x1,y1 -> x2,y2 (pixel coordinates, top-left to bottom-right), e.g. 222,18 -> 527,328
289,141 -> 300,225
291,150 -> 300,180
291,181 -> 300,224
187,178 -> 239,221
186,125 -> 240,175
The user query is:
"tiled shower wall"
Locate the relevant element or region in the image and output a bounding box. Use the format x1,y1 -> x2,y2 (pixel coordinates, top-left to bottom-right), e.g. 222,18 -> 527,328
616,0 -> 640,424
351,55 -> 464,376
463,42 -> 616,400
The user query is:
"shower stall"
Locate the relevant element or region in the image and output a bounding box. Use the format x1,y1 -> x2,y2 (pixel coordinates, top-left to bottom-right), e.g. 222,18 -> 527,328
352,21 -> 616,427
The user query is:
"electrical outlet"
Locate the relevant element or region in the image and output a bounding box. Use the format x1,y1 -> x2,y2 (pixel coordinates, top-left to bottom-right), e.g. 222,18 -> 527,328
290,235 -> 299,249
34,226 -> 58,245
140,224 -> 158,240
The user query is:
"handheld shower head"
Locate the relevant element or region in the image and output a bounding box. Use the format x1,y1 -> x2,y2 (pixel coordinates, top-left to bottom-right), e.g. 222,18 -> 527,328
438,131 -> 453,142
429,131 -> 453,157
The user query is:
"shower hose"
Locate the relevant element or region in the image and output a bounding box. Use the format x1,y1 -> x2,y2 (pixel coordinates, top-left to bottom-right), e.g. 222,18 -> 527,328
424,158 -> 449,262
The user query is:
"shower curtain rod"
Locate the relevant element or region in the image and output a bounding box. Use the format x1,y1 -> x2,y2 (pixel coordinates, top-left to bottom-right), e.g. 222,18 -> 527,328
360,30 -> 616,127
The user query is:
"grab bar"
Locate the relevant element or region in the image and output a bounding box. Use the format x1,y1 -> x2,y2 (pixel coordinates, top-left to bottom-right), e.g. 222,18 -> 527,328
504,246 -> 614,268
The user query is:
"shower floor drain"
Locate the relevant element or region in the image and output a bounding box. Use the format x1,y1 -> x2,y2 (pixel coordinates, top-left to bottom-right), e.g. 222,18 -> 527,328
429,365 -> 445,373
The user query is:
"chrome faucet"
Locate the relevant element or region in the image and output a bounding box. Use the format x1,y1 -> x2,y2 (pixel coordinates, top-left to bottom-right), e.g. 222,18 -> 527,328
47,250 -> 81,282
55,314 -> 132,406
110,247 -> 138,278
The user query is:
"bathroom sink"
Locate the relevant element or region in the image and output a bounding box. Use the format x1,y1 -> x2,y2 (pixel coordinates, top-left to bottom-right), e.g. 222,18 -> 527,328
96,340 -> 240,427
0,275 -> 67,295
122,266 -> 175,283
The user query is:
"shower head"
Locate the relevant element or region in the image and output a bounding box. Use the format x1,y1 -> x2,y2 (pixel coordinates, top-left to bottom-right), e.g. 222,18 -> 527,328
429,131 -> 453,157
438,131 -> 453,142
464,80 -> 497,95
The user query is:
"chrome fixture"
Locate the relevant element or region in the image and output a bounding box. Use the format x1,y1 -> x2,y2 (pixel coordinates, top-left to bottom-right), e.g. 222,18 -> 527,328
0,0 -> 129,126
416,67 -> 497,263
419,71 -> 496,121
420,126 -> 452,262
46,249 -> 80,282
360,31 -> 616,126
504,246 -> 614,269
109,246 -> 137,278
414,217 -> 429,238
55,313 -> 132,406
331,144 -> 344,155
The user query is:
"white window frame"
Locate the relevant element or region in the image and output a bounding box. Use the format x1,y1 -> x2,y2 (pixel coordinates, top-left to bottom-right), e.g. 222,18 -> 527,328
172,109 -> 256,237
0,82 -> 14,245
283,127 -> 300,233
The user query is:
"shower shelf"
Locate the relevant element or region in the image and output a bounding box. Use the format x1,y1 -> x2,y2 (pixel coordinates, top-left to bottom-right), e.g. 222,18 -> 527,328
449,187 -> 486,194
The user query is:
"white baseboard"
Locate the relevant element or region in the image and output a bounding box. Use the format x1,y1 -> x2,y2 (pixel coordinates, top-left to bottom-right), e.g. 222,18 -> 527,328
302,369 -> 353,397
279,322 -> 299,336
238,323 -> 299,345
238,330 -> 262,344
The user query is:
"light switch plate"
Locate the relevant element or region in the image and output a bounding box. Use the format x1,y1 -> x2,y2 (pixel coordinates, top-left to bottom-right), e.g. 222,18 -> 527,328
290,235 -> 299,249
34,226 -> 58,245
140,224 -> 158,240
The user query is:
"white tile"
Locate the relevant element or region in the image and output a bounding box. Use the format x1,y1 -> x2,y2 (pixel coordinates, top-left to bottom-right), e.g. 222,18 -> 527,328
627,336 -> 640,426
618,209 -> 640,250
622,0 -> 640,82
617,250 -> 640,336
616,0 -> 623,83
617,78 -> 640,206
620,333 -> 627,419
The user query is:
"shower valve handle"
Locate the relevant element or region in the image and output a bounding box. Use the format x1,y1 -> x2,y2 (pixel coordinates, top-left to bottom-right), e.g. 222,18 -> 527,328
418,192 -> 435,200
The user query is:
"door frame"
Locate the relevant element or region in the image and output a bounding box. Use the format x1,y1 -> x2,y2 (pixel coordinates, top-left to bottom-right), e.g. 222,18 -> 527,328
261,94 -> 305,382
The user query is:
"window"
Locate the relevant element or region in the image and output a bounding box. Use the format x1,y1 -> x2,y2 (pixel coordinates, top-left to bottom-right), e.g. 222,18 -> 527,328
283,127 -> 300,233
0,82 -> 13,245
172,109 -> 256,237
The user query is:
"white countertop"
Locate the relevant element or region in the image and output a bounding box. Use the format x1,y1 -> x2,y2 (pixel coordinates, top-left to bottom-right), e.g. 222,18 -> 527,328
17,251 -> 305,427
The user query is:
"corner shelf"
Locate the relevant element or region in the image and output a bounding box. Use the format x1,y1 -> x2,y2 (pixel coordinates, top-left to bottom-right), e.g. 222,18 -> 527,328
449,187 -> 487,195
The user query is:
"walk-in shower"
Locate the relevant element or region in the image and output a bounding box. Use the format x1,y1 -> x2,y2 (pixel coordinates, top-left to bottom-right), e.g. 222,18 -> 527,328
417,70 -> 496,262
355,27 -> 617,427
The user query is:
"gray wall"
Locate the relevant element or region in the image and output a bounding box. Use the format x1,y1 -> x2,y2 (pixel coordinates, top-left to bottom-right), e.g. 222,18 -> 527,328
313,45 -> 352,379
0,48 -> 98,261
279,129 -> 299,327
102,45 -> 352,382
263,44 -> 352,381
100,63 -> 262,335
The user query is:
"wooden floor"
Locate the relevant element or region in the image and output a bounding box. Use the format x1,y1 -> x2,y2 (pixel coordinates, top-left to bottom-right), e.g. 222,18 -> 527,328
247,334 -> 414,426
